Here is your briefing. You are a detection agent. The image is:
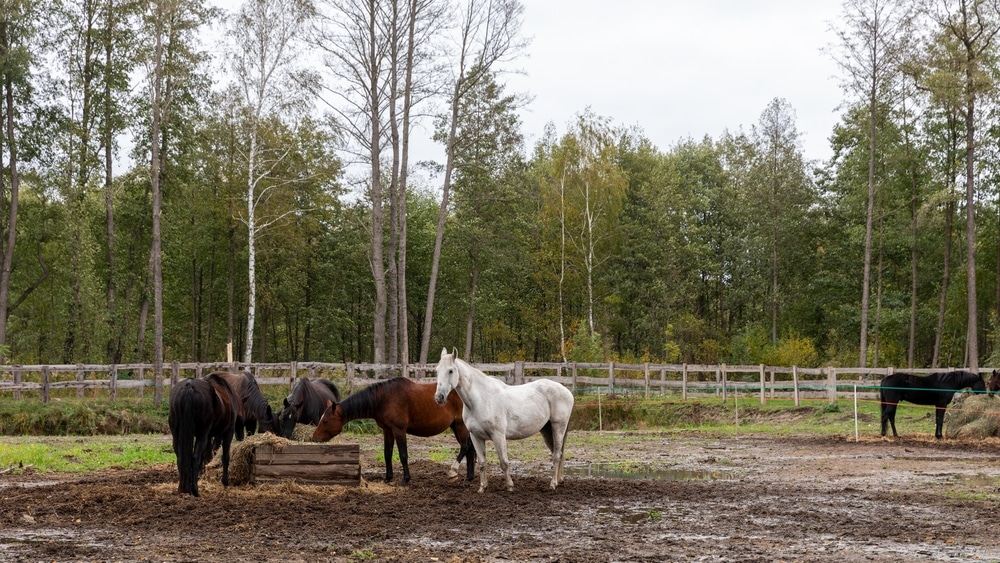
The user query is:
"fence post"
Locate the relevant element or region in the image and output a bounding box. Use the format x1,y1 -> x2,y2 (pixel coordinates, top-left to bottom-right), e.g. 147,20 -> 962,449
720,364 -> 727,401
110,366 -> 118,401
13,367 -> 21,400
515,361 -> 524,385
643,362 -> 650,400
76,367 -> 85,398
347,363 -> 355,394
682,363 -> 688,400
769,369 -> 775,399
792,365 -> 800,406
171,361 -> 180,386
660,367 -> 666,396
196,364 -> 203,378
571,363 -> 578,392
827,367 -> 837,403
608,361 -> 615,393
759,364 -> 765,405
291,361 -> 298,383
42,366 -> 50,403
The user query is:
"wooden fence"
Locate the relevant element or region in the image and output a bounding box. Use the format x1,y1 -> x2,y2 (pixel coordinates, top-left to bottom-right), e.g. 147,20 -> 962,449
0,361 -> 987,406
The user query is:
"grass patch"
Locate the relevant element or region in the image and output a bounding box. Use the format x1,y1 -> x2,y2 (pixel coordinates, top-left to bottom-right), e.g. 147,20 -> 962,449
0,434 -> 174,473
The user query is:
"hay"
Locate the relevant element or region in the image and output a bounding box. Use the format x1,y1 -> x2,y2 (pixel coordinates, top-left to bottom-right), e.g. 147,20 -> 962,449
945,395 -> 1000,439
207,423 -> 318,486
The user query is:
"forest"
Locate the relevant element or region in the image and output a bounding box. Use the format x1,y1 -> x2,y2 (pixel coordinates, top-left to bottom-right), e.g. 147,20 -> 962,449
0,0 -> 998,372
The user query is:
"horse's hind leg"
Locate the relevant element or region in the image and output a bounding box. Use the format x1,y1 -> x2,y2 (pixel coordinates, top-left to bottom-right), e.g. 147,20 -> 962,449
220,430 -> 234,488
935,406 -> 946,439
395,431 -> 412,485
540,421 -> 560,489
881,403 -> 899,438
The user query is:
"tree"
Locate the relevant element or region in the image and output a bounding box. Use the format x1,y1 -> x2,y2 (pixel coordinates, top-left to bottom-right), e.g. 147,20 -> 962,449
418,0 -> 526,365
927,0 -> 1000,370
831,0 -> 911,368
227,0 -> 316,364
0,0 -> 41,362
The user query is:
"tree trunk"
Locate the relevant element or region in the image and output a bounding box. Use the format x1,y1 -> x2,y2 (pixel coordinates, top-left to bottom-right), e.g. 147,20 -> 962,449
464,245 -> 478,358
0,33 -> 20,362
859,89 -> 877,370
244,135 -> 258,364
419,77 -> 462,365
964,92 -> 978,371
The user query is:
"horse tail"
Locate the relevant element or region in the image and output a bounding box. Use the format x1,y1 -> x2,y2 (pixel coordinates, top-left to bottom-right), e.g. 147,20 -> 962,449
171,381 -> 201,495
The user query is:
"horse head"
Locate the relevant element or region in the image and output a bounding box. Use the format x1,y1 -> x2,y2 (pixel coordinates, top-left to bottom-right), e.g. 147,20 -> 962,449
989,370 -> 1000,396
311,399 -> 344,442
434,347 -> 458,405
278,397 -> 301,439
257,404 -> 279,435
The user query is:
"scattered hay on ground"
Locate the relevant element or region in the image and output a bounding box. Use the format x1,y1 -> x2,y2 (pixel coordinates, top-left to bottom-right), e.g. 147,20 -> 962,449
946,395 -> 1000,439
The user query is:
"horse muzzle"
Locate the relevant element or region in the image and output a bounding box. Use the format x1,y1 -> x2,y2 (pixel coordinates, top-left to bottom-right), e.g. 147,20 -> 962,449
433,392 -> 446,405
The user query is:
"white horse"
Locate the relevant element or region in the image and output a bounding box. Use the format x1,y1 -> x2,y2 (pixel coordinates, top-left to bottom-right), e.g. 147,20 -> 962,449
433,348 -> 574,493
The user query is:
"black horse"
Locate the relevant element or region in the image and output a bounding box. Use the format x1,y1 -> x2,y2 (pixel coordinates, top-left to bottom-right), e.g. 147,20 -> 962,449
879,370 -> 985,439
208,371 -> 278,437
168,373 -> 239,496
278,377 -> 342,438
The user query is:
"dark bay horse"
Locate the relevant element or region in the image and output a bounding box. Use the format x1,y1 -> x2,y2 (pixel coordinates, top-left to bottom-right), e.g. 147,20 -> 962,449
879,370 -> 985,439
168,373 -> 239,496
312,377 -> 474,485
278,377 -> 342,438
988,370 -> 1000,396
208,371 -> 278,437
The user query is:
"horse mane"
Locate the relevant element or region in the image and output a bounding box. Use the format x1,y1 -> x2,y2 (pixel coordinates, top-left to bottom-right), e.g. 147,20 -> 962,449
937,370 -> 983,389
339,377 -> 408,421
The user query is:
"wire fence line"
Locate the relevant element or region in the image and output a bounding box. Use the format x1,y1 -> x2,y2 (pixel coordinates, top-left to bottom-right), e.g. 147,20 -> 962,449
0,360 -> 992,405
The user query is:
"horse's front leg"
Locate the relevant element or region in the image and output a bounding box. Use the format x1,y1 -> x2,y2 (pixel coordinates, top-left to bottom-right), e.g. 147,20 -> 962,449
381,429 -> 395,483
935,406 -> 946,439
492,434 -> 513,492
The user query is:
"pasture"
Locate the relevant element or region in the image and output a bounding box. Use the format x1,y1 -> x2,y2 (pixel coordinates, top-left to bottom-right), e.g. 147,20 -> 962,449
2,425 -> 1000,561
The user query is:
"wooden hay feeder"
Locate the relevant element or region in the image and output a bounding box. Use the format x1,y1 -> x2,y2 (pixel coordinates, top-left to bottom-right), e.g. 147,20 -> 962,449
252,443 -> 361,486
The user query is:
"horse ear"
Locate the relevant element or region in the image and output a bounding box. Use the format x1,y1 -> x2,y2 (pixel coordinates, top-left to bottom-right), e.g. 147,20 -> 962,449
452,347 -> 458,358
440,347 -> 449,359
283,397 -> 290,408
326,399 -> 333,409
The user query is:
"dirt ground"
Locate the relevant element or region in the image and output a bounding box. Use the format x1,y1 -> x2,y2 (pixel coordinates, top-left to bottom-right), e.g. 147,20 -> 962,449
2,430 -> 1000,562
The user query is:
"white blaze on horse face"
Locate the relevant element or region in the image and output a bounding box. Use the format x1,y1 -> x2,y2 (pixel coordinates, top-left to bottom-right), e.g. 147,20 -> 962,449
434,348 -> 455,405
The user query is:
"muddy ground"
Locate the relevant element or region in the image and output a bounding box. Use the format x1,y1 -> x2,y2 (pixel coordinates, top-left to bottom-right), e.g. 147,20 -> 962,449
2,431 -> 1000,562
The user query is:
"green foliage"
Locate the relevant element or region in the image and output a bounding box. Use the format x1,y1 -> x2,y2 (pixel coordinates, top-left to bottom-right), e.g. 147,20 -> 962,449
566,322 -> 605,363
0,399 -> 169,436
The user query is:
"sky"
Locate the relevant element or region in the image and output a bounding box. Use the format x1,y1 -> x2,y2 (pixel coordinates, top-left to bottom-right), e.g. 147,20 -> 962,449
503,0 -> 847,165
207,0 -> 849,169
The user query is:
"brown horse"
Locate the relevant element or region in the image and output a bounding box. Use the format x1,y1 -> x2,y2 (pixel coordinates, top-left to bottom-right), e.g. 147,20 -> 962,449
989,370 -> 1000,396
168,373 -> 239,496
312,377 -> 474,485
278,377 -> 342,438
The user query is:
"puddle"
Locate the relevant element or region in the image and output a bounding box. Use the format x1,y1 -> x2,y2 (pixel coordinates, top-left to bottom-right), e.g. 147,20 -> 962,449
566,463 -> 731,481
952,474 -> 999,487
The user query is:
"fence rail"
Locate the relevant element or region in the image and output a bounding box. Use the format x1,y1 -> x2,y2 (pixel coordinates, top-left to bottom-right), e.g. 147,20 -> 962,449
0,361 -> 988,405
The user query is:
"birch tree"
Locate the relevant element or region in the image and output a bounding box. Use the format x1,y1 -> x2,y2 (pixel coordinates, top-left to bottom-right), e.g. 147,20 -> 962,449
227,0 -> 316,364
